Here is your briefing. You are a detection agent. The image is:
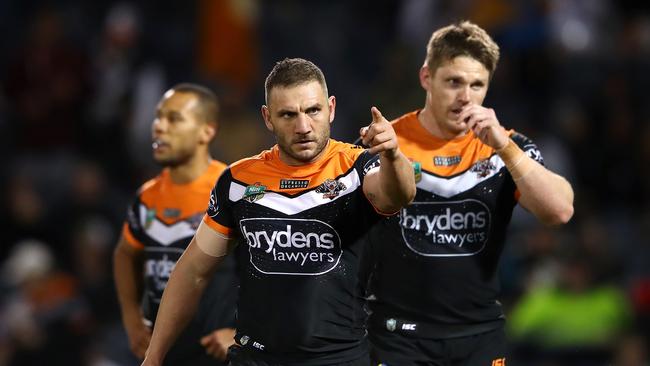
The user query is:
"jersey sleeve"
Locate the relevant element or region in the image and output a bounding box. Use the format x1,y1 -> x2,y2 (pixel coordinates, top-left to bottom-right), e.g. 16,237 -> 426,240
355,149 -> 381,180
511,132 -> 545,166
354,149 -> 398,216
203,167 -> 236,237
121,196 -> 146,250
510,132 -> 545,201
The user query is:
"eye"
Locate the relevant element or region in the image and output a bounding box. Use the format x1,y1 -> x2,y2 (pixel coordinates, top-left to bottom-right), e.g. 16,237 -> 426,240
281,111 -> 297,119
306,107 -> 320,115
471,82 -> 485,91
168,114 -> 183,122
447,78 -> 462,87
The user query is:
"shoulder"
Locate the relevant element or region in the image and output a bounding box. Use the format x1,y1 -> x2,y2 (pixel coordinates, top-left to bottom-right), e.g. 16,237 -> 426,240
226,148 -> 273,177
329,139 -> 366,162
391,110 -> 419,133
135,171 -> 165,197
210,159 -> 228,173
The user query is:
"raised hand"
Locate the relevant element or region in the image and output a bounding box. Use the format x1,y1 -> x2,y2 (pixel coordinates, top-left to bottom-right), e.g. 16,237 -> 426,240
359,107 -> 399,158
458,103 -> 509,150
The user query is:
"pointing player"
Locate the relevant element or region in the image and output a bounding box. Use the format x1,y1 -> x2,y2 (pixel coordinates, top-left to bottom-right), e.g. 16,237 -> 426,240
140,57 -> 416,366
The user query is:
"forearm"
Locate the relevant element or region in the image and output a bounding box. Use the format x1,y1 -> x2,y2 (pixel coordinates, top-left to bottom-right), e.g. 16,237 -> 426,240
377,149 -> 417,212
114,244 -> 144,324
498,140 -> 574,225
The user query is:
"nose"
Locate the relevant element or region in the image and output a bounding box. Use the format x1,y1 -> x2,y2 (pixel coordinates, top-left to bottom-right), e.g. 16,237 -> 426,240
295,113 -> 312,135
458,86 -> 471,104
152,117 -> 167,134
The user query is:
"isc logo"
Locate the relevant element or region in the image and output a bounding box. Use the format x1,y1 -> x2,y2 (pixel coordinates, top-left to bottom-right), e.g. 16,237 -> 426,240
252,341 -> 265,350
401,323 -> 416,331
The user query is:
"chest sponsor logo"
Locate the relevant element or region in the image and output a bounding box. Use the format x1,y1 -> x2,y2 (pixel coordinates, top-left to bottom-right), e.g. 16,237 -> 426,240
315,179 -> 346,199
144,253 -> 179,293
434,155 -> 461,166
279,179 -> 309,189
240,218 -> 342,275
398,199 -> 491,257
470,158 -> 496,178
243,182 -> 266,203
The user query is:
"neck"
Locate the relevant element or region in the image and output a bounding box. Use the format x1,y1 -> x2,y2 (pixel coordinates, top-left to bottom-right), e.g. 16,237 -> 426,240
168,152 -> 211,184
278,140 -> 330,166
418,106 -> 468,141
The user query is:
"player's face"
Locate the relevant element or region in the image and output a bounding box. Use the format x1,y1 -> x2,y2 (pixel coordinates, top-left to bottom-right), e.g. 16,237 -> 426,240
262,81 -> 335,166
151,91 -> 204,167
421,56 -> 490,137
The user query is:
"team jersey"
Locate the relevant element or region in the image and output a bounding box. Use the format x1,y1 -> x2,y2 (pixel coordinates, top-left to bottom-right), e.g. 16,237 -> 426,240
203,140 -> 383,365
364,110 -> 545,339
122,160 -> 238,363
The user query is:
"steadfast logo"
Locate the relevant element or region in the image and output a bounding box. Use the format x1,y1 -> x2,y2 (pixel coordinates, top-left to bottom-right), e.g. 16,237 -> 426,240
399,199 -> 491,257
240,218 -> 342,275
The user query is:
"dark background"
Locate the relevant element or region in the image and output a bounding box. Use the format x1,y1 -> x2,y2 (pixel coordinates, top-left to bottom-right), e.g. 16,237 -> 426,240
0,1 -> 648,365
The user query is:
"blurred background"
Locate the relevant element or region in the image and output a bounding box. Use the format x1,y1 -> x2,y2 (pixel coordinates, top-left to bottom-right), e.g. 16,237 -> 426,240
0,0 -> 648,365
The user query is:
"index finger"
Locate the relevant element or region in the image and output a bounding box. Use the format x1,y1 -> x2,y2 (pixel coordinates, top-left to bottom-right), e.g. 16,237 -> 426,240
370,106 -> 384,124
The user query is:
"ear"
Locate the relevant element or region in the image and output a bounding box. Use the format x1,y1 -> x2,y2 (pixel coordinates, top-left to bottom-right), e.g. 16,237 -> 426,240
419,64 -> 431,91
328,96 -> 336,124
261,105 -> 274,132
200,123 -> 216,144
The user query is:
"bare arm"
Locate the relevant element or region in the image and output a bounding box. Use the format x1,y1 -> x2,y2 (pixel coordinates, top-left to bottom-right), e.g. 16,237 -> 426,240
361,107 -> 416,213
113,235 -> 151,359
497,140 -> 574,225
142,222 -> 230,366
461,104 -> 574,226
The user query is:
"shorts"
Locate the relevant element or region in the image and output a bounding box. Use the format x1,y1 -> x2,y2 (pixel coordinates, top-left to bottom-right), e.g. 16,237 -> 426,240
165,352 -> 228,366
227,346 -> 370,366
369,326 -> 508,366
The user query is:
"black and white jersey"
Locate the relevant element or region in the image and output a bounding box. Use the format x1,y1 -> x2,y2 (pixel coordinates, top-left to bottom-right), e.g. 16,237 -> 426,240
364,110 -> 545,339
203,140 -> 384,364
123,161 -> 238,363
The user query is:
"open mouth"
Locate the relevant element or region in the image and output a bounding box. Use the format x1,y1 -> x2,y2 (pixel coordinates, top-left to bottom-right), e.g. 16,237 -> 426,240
152,139 -> 169,150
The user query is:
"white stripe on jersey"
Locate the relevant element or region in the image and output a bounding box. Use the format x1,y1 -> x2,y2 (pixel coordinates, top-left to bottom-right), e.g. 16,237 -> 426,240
417,154 -> 507,197
228,169 -> 362,215
138,205 -> 197,246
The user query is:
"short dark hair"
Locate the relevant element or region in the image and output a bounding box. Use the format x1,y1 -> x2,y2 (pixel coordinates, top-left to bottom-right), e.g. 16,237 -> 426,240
425,21 -> 500,79
170,83 -> 219,127
264,58 -> 328,103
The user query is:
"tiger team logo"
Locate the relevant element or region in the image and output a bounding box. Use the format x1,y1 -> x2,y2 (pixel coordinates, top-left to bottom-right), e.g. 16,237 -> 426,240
315,179 -> 346,199
243,182 -> 267,203
470,158 -> 496,178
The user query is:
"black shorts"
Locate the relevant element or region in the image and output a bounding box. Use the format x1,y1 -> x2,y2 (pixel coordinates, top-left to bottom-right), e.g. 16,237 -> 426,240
227,346 -> 370,366
165,352 -> 228,366
369,326 -> 508,366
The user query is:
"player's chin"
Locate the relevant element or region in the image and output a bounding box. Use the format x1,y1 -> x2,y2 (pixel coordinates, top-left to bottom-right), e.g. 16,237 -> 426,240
449,119 -> 468,131
153,155 -> 177,166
